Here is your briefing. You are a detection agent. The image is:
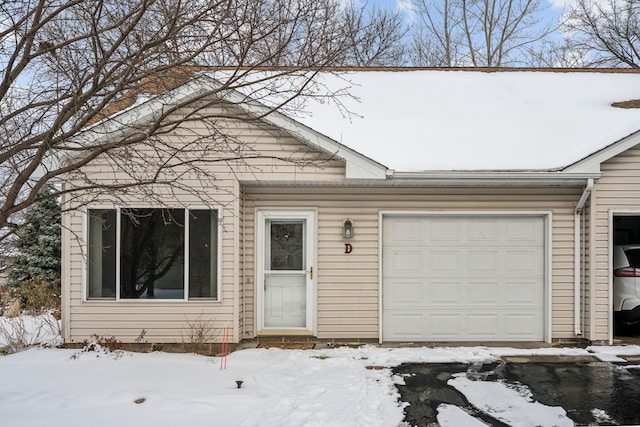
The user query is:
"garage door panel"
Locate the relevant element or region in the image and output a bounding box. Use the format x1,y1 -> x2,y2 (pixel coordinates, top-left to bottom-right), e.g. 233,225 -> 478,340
430,281 -> 462,304
467,314 -> 500,339
384,310 -> 542,341
504,313 -> 543,339
386,249 -> 426,275
430,314 -> 462,339
505,280 -> 542,305
468,250 -> 499,273
384,312 -> 424,338
383,215 -> 545,342
430,218 -> 462,242
468,219 -> 499,242
385,218 -> 425,242
505,249 -> 543,274
467,281 -> 500,305
385,280 -> 427,305
505,218 -> 543,243
430,250 -> 462,273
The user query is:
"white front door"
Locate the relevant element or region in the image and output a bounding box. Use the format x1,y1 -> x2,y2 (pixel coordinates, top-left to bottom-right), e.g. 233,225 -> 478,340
257,210 -> 315,332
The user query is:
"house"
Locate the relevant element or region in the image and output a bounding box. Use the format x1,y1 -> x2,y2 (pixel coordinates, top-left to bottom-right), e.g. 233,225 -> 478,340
61,68 -> 640,349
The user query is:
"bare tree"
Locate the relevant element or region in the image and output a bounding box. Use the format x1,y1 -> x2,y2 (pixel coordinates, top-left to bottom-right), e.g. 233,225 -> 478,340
0,0 -> 403,242
524,38 -> 594,68
339,4 -> 408,66
563,0 -> 640,68
411,0 -> 464,66
410,0 -> 556,67
220,1 -> 408,67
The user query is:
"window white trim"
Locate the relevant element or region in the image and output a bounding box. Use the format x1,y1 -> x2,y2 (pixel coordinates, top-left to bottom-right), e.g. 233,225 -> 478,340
115,206 -> 121,300
83,205 -> 222,303
81,205 -> 117,302
184,209 -> 190,300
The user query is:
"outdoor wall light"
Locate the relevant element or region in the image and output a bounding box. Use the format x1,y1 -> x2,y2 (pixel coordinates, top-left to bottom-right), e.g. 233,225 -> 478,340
343,218 -> 354,239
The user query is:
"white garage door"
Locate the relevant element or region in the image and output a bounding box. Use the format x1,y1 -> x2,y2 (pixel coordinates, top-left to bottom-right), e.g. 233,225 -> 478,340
382,215 -> 545,341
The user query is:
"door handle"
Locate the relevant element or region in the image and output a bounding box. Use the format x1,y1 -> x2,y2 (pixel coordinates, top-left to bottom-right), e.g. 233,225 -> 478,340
309,266 -> 313,280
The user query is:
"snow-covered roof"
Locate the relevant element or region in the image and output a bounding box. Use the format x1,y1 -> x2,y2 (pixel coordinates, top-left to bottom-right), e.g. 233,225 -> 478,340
75,68 -> 640,179
296,69 -> 640,172
73,73 -> 388,180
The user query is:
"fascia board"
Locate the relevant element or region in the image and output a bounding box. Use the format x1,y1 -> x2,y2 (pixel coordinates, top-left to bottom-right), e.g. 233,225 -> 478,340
563,129 -> 640,174
240,171 -> 600,187
68,76 -> 219,147
387,171 -> 600,186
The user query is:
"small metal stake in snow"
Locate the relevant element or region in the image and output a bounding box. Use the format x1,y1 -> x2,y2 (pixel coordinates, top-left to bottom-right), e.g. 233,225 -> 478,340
220,325 -> 229,370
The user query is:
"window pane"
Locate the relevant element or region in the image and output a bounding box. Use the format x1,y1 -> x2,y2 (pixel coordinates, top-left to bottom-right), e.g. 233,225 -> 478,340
87,209 -> 117,299
269,221 -> 304,271
189,210 -> 218,299
120,208 -> 184,299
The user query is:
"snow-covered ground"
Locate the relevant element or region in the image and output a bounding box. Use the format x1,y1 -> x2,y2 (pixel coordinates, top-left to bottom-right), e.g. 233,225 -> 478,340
2,318 -> 640,426
0,314 -> 62,351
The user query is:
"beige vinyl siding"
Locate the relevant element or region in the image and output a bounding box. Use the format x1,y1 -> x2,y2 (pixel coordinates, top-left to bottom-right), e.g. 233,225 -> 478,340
243,186 -> 581,341
63,100 -> 346,344
592,144 -> 640,342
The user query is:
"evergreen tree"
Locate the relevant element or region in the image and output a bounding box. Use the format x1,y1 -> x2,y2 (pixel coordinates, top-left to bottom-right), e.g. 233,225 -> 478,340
8,185 -> 61,287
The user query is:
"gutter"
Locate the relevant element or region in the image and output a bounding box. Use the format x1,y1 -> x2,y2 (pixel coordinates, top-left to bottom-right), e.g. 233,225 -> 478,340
246,171 -> 602,188
386,170 -> 601,187
574,178 -> 594,337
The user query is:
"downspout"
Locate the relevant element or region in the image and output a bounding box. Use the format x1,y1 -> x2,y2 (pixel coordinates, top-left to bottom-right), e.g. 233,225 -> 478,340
574,178 -> 594,337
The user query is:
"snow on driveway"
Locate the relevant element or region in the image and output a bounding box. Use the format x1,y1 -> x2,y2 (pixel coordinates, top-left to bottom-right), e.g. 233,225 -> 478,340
447,375 -> 573,427
437,404 -> 490,426
1,343 -> 639,426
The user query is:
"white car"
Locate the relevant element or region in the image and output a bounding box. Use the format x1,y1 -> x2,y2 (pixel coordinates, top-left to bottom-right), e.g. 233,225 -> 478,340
613,245 -> 640,327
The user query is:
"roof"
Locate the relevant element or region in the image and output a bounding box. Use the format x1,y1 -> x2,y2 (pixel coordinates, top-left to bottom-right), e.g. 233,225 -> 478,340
76,68 -> 640,182
72,73 -> 387,180
294,69 -> 640,172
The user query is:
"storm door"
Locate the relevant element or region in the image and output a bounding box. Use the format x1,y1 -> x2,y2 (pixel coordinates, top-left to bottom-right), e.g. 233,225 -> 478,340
257,210 -> 315,332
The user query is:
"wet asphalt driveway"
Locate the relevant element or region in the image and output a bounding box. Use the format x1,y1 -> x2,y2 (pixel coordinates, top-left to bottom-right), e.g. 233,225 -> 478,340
393,360 -> 640,426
